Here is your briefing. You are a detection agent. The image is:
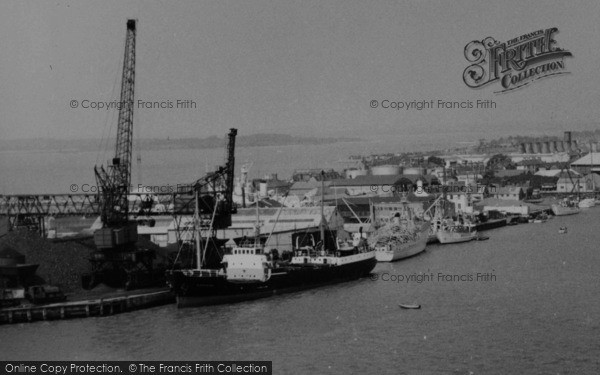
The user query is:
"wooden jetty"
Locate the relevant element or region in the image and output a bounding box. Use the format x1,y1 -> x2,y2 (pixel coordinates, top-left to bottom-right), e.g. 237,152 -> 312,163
0,288 -> 174,325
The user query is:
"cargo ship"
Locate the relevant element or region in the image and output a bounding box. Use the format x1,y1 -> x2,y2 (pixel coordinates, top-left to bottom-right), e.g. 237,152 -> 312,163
167,229 -> 376,307
166,194 -> 376,307
369,199 -> 429,262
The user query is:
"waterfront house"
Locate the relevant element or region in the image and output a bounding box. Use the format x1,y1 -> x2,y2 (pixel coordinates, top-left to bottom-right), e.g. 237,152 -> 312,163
556,172 -> 600,193
491,186 -> 525,201
555,170 -> 584,193
444,182 -> 489,213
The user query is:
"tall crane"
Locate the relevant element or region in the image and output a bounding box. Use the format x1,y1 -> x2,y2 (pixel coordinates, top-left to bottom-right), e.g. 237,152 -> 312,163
172,129 -> 237,269
95,19 -> 136,229
85,19 -> 159,290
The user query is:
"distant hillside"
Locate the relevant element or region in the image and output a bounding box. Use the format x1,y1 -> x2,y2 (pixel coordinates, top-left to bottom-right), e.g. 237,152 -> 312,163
0,133 -> 360,152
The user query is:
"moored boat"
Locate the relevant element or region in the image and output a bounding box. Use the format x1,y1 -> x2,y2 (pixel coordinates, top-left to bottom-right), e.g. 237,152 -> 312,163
551,199 -> 580,216
167,231 -> 377,307
167,186 -> 377,307
369,197 -> 429,262
436,225 -> 477,244
578,198 -> 595,208
372,223 -> 429,262
399,303 -> 421,309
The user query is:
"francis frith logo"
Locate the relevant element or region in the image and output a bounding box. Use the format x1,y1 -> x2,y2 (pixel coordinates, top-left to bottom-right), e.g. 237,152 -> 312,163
463,27 -> 572,93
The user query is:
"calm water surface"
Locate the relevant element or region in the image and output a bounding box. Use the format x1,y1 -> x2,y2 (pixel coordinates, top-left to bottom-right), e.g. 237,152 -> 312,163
2,209 -> 599,374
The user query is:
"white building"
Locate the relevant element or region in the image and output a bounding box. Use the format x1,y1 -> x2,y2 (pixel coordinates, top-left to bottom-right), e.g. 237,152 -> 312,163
491,187 -> 525,201
163,207 -> 346,253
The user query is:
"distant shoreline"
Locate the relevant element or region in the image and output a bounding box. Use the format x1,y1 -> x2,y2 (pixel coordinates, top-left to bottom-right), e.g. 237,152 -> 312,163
0,134 -> 362,153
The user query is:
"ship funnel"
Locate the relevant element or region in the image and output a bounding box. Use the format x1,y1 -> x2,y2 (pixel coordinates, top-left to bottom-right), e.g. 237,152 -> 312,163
557,141 -> 565,152
259,180 -> 268,197
550,141 -> 558,153
564,131 -> 572,143
519,143 -> 526,154
532,142 -> 541,154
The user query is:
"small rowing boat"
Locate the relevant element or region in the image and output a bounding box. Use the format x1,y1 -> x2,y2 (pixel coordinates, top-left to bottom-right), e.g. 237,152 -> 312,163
399,304 -> 421,309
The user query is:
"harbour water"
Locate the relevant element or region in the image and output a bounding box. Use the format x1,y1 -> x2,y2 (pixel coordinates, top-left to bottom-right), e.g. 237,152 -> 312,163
0,130 -> 537,194
1,208 -> 598,373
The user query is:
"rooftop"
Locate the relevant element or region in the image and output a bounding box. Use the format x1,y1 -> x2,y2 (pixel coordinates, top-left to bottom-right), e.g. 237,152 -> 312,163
571,153 -> 600,166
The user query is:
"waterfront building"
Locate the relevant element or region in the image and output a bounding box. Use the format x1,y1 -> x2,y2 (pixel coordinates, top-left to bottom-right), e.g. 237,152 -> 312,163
445,182 -> 488,214
554,170 -> 583,193
215,206 -> 345,254
491,186 -> 526,201
570,152 -> 600,175
479,198 -> 548,216
556,173 -> 600,193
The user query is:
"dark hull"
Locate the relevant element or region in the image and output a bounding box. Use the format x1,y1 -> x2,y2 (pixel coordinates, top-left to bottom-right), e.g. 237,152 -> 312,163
167,256 -> 377,307
473,218 -> 507,232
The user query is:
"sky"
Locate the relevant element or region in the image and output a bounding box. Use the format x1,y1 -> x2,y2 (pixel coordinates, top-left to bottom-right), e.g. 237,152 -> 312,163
1,0 -> 599,141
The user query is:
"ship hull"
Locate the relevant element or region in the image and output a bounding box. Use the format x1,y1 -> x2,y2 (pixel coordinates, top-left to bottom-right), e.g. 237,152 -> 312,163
436,230 -> 477,244
375,226 -> 429,262
473,218 -> 507,231
578,199 -> 595,208
551,204 -> 580,216
167,254 -> 377,307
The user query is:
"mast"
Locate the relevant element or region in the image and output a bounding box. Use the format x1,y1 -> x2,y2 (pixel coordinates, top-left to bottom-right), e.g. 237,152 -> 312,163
320,170 -> 325,249
255,192 -> 260,246
591,141 -> 595,193
195,189 -> 202,269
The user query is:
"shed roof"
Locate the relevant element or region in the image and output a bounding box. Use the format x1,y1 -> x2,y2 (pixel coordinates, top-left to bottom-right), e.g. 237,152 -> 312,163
571,153 -> 600,166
